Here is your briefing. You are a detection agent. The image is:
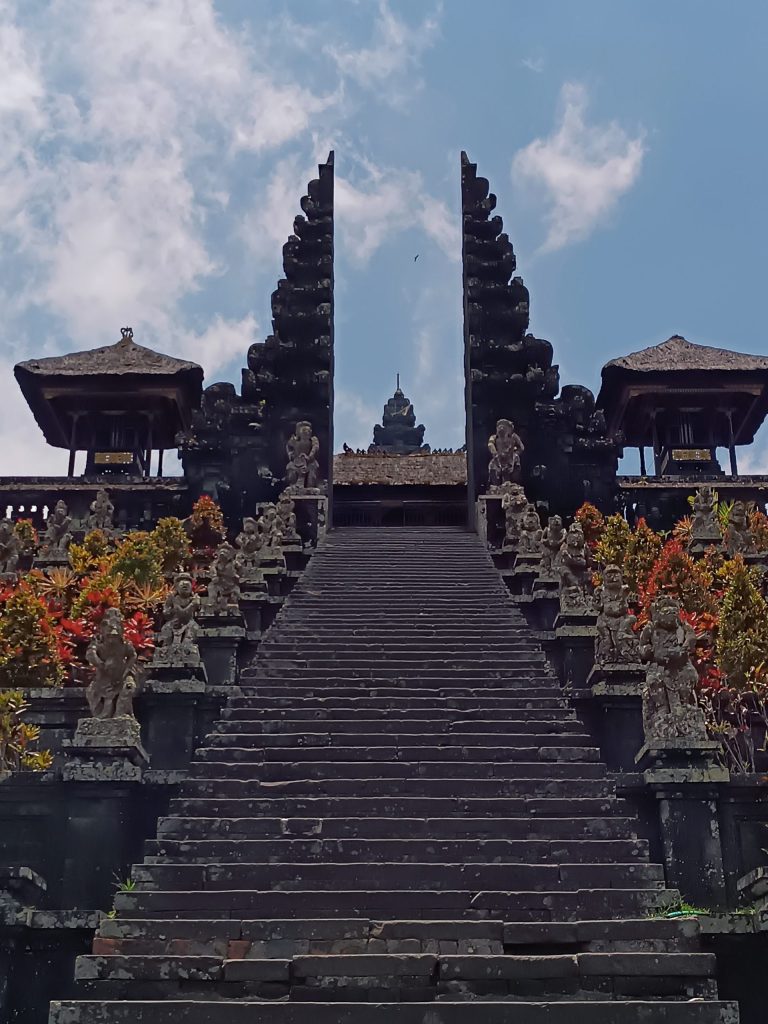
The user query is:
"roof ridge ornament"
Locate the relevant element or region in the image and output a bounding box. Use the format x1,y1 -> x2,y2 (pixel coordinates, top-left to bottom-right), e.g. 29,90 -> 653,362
120,326 -> 134,343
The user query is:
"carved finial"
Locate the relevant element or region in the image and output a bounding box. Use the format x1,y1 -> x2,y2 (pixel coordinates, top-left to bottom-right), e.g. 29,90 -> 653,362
120,326 -> 133,342
396,372 -> 400,391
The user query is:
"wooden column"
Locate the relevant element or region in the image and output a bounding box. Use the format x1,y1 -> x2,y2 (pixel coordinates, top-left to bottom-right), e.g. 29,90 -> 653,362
726,410 -> 738,477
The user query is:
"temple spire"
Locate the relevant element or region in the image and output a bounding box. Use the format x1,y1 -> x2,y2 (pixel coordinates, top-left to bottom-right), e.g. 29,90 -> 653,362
370,382 -> 428,454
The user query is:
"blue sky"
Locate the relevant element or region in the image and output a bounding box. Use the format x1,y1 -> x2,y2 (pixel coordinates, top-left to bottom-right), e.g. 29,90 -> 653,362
1,0 -> 767,474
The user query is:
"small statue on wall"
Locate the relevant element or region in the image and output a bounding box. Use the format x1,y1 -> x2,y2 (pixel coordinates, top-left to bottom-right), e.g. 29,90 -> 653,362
40,500 -> 72,557
724,500 -> 758,557
153,573 -> 201,665
518,504 -> 543,556
87,489 -> 116,536
541,515 -> 566,576
638,594 -> 708,744
205,544 -> 241,614
85,608 -> 139,720
689,485 -> 721,552
234,516 -> 263,581
257,503 -> 285,567
276,493 -> 302,546
558,521 -> 591,613
0,520 -> 21,576
594,564 -> 639,665
285,421 -> 321,490
501,483 -> 529,550
488,418 -> 524,489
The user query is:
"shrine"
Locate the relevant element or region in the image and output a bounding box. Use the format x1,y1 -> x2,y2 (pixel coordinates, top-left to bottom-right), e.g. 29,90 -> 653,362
369,376 -> 428,453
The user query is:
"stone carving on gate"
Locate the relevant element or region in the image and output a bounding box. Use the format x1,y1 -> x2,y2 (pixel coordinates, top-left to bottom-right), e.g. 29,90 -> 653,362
488,418 -> 524,490
285,421 -> 322,491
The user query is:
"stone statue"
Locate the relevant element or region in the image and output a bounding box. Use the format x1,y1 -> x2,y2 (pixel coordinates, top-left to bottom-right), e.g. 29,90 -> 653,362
541,515 -> 566,576
501,484 -> 529,550
518,504 -> 543,556
87,489 -> 115,535
558,521 -> 591,612
276,493 -> 302,546
0,520 -> 21,576
205,543 -> 241,614
638,595 -> 707,743
257,503 -> 285,566
85,608 -> 139,720
285,421 -> 321,490
724,500 -> 758,557
488,419 -> 524,488
234,516 -> 267,588
153,573 -> 201,665
40,500 -> 72,557
689,485 -> 721,552
594,564 -> 639,665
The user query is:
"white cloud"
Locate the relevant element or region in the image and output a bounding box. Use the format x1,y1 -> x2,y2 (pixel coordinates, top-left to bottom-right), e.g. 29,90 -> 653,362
335,388 -> 380,451
521,56 -> 545,74
512,82 -> 646,252
325,0 -> 441,102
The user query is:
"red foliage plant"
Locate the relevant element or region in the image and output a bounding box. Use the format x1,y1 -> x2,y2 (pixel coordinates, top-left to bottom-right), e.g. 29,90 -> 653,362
574,503 -> 605,550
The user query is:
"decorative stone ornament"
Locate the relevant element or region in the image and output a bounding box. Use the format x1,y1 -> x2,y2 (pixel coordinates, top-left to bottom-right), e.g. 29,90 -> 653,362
488,418 -> 524,489
688,485 -> 722,555
256,504 -> 286,569
558,521 -> 591,613
285,420 -> 321,491
518,504 -> 543,556
205,543 -> 241,615
541,515 -> 566,576
594,564 -> 640,665
153,572 -> 202,666
234,516 -> 266,585
0,519 -> 21,577
38,499 -> 72,559
84,608 -> 139,720
87,489 -> 116,535
724,500 -> 758,557
276,493 -> 302,546
638,594 -> 708,744
500,483 -> 529,551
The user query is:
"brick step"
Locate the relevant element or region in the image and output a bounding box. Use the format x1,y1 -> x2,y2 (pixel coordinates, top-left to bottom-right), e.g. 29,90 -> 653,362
219,713 -> 580,729
239,682 -> 559,695
196,743 -> 599,762
252,656 -> 548,669
144,837 -> 648,865
260,645 -> 541,656
131,860 -> 665,892
186,760 -> 606,781
112,886 -> 677,921
224,696 -> 570,711
267,629 -> 532,639
50,1001 -> 739,1023
179,778 -> 616,800
94,915 -> 700,957
168,796 -> 629,821
157,816 -> 639,842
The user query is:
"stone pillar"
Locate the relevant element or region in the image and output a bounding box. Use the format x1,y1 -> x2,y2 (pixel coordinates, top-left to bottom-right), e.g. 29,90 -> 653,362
584,664 -> 645,771
139,663 -> 207,771
553,609 -> 597,692
198,612 -> 246,687
636,740 -> 729,909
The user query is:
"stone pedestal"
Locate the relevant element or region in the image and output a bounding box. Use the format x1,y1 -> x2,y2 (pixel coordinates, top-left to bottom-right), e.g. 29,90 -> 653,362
198,612 -> 245,687
476,494 -> 505,551
582,663 -> 645,771
553,609 -> 597,691
689,529 -> 722,558
140,661 -> 207,770
290,493 -> 328,548
507,553 -> 541,596
637,739 -> 729,909
62,716 -> 149,782
281,541 -> 307,573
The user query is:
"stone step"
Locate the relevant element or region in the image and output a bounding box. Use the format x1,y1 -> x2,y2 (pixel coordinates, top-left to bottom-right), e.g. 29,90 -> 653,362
186,759 -> 606,780
143,837 -> 649,865
224,696 -> 570,711
50,1001 -> 740,1022
157,816 -> 639,841
219,712 -> 580,728
168,796 -> 629,820
95,915 -> 701,957
195,743 -> 600,763
239,683 -> 560,695
178,778 -> 616,799
211,725 -> 590,742
73,949 -> 717,1001
130,861 -> 664,892
112,886 -> 677,921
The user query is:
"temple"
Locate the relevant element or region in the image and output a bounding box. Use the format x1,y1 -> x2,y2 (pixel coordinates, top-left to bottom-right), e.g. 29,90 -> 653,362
2,151 -> 768,1024
369,377 -> 428,453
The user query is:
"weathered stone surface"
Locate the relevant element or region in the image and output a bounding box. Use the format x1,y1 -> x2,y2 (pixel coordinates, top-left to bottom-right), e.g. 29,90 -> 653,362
593,565 -> 639,665
488,418 -> 524,489
85,608 -> 139,720
153,573 -> 202,667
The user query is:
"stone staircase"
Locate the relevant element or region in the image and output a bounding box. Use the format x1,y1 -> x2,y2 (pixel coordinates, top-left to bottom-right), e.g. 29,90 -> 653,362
51,527 -> 738,1023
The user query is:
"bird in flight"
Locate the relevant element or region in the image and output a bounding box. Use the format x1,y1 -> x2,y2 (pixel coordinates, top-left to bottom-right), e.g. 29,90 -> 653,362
414,254 -> 419,262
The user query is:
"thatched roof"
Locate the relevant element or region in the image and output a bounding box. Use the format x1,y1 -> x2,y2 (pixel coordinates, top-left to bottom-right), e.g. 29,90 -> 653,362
603,335 -> 768,374
15,329 -> 203,380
